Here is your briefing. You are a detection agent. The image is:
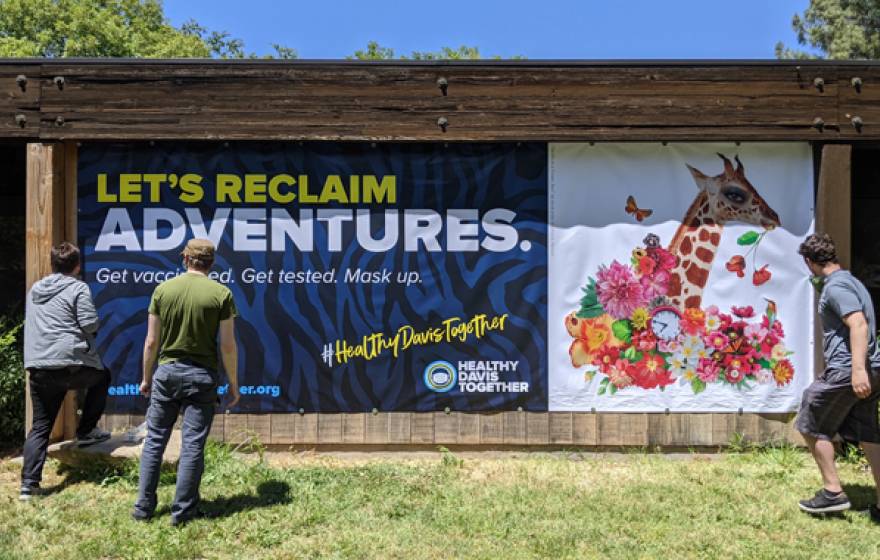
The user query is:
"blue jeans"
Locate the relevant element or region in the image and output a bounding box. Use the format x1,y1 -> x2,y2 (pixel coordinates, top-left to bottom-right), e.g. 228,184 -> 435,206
134,361 -> 217,521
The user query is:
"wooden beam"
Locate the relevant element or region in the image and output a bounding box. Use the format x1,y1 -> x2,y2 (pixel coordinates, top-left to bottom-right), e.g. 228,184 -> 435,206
25,143 -> 66,439
816,144 -> 852,268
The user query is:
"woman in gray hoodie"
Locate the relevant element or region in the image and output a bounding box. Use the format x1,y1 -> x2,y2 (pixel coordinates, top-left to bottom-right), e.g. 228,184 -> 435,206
20,242 -> 111,501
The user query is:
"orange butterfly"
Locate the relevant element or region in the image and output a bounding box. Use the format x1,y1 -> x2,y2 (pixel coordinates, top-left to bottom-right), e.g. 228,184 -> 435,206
722,336 -> 746,355
625,195 -> 653,222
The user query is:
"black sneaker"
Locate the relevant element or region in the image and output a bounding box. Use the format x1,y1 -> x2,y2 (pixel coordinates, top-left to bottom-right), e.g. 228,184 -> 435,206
131,509 -> 153,522
170,510 -> 212,527
19,485 -> 42,502
76,427 -> 111,447
798,489 -> 851,514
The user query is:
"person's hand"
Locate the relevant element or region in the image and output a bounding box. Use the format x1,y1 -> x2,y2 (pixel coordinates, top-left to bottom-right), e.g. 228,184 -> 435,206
227,385 -> 241,408
852,368 -> 872,399
139,379 -> 151,397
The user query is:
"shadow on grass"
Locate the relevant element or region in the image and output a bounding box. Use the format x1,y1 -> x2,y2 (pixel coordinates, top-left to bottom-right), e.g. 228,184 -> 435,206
842,483 -> 878,510
154,479 -> 292,520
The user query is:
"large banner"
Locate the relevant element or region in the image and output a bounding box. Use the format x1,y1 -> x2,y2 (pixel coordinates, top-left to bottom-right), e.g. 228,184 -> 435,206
79,143 -> 548,413
548,143 -> 814,412
79,142 -> 815,414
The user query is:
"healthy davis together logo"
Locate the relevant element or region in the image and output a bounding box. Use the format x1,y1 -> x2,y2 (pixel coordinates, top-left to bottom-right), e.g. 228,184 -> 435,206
424,361 -> 457,393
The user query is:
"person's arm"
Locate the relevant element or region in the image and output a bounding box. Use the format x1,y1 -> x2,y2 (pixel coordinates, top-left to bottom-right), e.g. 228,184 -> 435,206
219,317 -> 240,407
140,313 -> 161,397
75,284 -> 100,334
843,311 -> 872,399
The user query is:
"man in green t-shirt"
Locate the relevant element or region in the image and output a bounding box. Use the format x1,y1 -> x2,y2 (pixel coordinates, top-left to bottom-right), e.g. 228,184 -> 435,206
133,238 -> 240,526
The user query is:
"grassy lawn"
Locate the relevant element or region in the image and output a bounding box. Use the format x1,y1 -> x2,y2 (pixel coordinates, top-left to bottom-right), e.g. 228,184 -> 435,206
1,442 -> 879,559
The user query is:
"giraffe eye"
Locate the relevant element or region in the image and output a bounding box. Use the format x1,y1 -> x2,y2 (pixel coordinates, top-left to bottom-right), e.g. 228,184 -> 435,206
723,188 -> 747,204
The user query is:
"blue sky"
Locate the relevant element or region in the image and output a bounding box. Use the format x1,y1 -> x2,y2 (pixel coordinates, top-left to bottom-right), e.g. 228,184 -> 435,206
164,0 -> 819,60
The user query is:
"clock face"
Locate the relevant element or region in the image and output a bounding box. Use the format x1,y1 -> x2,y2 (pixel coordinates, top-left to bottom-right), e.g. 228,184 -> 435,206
650,307 -> 682,341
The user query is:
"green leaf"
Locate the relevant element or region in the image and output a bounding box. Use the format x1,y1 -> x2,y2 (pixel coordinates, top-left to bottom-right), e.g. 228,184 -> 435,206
609,384 -> 618,394
737,231 -> 761,246
612,320 -> 633,344
577,278 -> 605,319
598,377 -> 609,395
691,378 -> 706,394
623,346 -> 639,361
759,359 -> 772,369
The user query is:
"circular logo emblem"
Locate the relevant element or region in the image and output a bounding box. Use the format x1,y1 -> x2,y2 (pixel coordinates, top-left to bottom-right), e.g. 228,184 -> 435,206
424,360 -> 457,393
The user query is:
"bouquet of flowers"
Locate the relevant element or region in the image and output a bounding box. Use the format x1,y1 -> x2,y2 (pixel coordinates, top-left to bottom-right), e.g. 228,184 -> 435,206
565,234 -> 794,395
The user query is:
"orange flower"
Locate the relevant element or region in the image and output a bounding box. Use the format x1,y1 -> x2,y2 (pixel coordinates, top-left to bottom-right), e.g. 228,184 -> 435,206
681,307 -> 706,335
566,312 -> 622,367
772,359 -> 794,387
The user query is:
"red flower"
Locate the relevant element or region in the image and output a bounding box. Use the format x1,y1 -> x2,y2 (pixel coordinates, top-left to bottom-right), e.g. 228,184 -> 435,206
731,305 -> 755,318
631,329 -> 658,352
592,346 -> 621,374
726,255 -> 746,278
637,256 -> 656,276
630,353 -> 674,390
648,247 -> 678,271
753,265 -> 772,286
725,367 -> 745,384
681,308 -> 705,336
773,359 -> 795,386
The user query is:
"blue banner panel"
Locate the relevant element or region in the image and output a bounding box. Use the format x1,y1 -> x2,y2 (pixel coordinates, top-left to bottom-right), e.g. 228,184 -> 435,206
78,143 -> 548,413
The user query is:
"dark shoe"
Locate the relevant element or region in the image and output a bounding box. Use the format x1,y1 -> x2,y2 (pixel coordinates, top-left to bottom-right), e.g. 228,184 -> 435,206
76,427 -> 111,447
869,504 -> 880,523
131,509 -> 153,522
798,489 -> 851,514
19,485 -> 42,502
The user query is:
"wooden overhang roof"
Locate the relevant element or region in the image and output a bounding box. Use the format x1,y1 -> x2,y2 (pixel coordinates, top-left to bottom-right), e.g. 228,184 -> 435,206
2,59 -> 880,141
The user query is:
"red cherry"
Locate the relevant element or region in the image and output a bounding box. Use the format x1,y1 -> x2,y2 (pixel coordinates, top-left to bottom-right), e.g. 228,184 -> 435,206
752,265 -> 772,286
726,255 -> 746,278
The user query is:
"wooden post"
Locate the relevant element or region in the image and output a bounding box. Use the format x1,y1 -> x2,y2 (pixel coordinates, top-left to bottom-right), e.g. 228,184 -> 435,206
814,144 -> 852,378
25,142 -> 78,440
816,144 -> 852,267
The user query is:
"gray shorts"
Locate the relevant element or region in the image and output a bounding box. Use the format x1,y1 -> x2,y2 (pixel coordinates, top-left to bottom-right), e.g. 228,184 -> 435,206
795,367 -> 880,444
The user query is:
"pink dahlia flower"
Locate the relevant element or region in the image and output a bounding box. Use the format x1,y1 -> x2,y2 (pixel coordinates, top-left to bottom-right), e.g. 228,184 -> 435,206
596,261 -> 646,319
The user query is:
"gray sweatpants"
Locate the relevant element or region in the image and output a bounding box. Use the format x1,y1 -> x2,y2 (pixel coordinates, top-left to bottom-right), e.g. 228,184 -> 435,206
134,361 -> 217,522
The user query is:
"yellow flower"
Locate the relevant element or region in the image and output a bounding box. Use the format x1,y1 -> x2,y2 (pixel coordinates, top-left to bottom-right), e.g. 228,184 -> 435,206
632,248 -> 647,261
631,307 -> 649,330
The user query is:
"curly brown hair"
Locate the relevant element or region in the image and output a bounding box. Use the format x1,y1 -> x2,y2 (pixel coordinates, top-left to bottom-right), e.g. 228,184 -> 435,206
50,241 -> 80,274
797,233 -> 838,264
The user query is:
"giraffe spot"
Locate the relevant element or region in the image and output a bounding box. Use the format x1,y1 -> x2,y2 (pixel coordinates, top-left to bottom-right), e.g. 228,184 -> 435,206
668,273 -> 682,297
685,295 -> 701,308
710,232 -> 720,245
698,229 -> 711,242
686,264 -> 709,287
695,247 -> 714,263
680,237 -> 693,255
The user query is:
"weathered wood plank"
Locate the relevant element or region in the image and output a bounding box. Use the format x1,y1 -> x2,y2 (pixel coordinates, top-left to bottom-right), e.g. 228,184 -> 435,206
269,413 -> 295,444
433,412 -> 458,444
1,65 -> 41,138
209,413 -> 225,442
317,413 -> 343,443
27,63 -> 867,141
410,413 -> 433,444
295,414 -> 318,444
526,413 -> 550,445
548,413 -> 573,445
246,414 -> 271,444
342,413 -> 365,444
572,413 -> 598,445
388,412 -> 412,444
364,412 -> 389,444
224,414 -> 248,444
503,411 -> 527,445
480,413 -> 504,444
458,414 -> 480,445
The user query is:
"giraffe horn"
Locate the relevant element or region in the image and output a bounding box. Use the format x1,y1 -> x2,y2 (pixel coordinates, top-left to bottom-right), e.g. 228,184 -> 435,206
734,155 -> 745,175
716,153 -> 735,175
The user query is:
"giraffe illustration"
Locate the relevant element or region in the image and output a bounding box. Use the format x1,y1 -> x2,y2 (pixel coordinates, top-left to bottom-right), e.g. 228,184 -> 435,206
666,153 -> 780,309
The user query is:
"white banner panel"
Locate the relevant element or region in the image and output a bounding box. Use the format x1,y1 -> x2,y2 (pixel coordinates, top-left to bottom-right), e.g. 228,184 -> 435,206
549,143 -> 814,412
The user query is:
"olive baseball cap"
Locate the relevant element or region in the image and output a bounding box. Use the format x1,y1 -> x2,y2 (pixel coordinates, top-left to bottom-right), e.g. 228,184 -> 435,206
181,238 -> 215,259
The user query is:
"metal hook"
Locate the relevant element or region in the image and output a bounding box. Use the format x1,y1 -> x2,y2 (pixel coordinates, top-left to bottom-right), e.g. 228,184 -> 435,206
436,77 -> 448,96
15,74 -> 26,92
852,115 -> 864,132
852,76 -> 863,93
813,77 -> 825,93
53,76 -> 65,90
812,117 -> 825,132
437,117 -> 449,132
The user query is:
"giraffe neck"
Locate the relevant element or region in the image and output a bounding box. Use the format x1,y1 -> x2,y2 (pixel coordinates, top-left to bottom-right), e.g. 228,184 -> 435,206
667,192 -> 724,309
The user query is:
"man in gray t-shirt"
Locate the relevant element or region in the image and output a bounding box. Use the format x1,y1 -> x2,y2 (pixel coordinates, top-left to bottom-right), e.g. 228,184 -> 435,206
794,233 -> 880,520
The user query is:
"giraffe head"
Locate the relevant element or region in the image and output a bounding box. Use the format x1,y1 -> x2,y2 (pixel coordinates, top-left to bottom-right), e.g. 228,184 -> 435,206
685,153 -> 780,230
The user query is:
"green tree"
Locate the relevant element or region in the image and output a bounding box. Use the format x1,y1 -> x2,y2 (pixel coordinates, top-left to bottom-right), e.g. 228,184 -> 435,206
0,0 -> 296,58
776,0 -> 880,59
350,41 -> 521,60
